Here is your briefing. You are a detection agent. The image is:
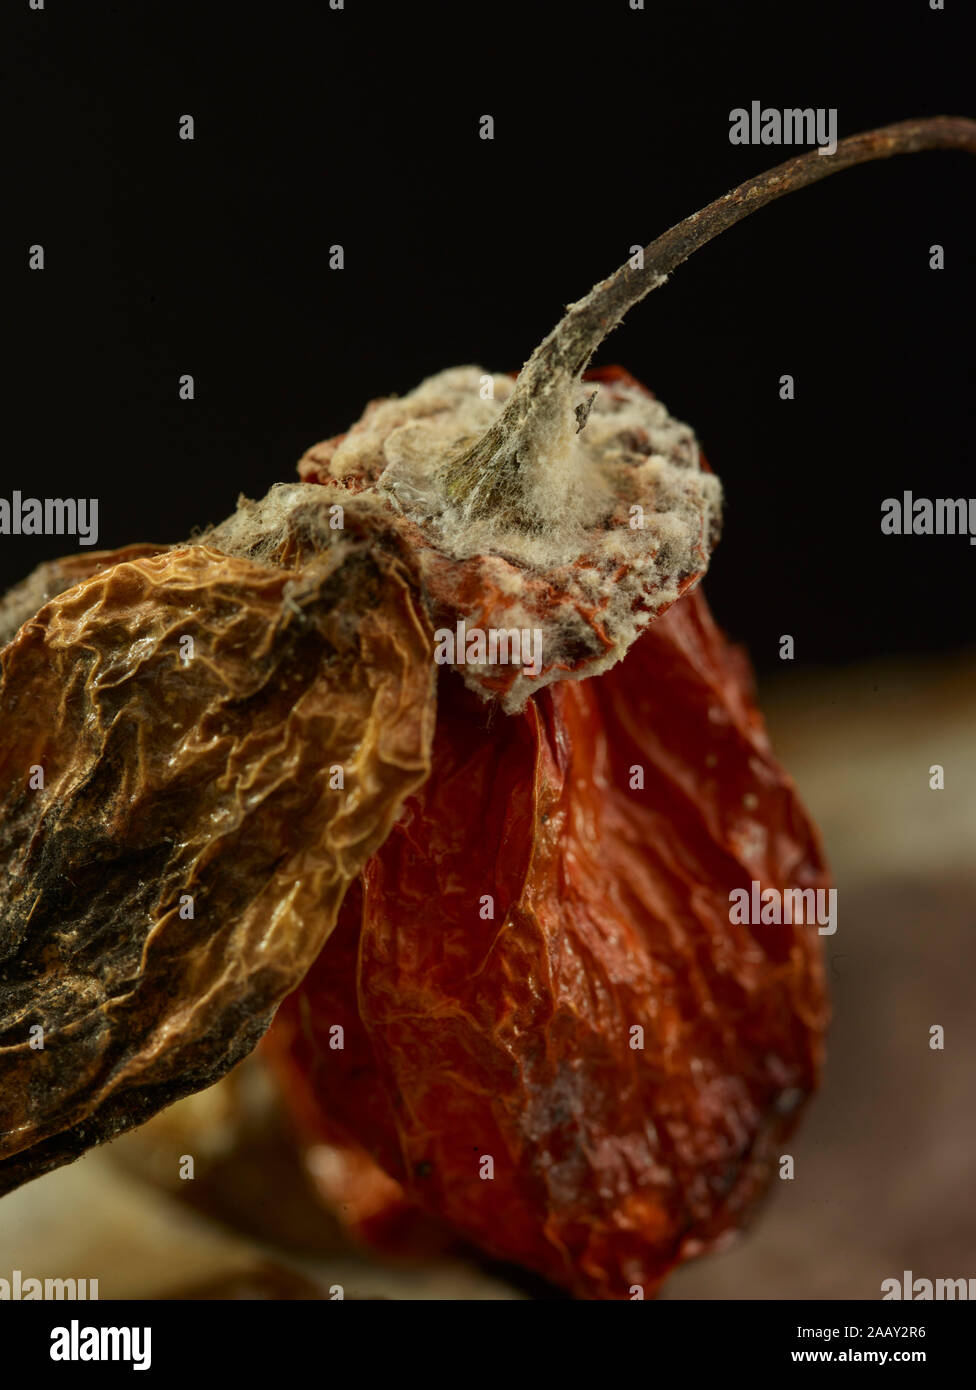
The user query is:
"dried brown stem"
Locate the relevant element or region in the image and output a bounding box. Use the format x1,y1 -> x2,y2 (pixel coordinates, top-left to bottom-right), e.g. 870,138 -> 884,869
445,116 -> 976,518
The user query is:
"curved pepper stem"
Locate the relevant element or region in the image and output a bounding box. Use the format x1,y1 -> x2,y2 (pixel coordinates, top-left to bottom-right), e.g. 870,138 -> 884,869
445,115 -> 976,519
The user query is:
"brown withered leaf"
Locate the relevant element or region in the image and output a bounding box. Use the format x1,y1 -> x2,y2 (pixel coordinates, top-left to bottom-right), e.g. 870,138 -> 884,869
0,540 -> 435,1195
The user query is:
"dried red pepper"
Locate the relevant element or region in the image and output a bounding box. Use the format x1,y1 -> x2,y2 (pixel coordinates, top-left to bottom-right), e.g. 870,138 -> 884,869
266,542 -> 829,1298
0,119 -> 973,1298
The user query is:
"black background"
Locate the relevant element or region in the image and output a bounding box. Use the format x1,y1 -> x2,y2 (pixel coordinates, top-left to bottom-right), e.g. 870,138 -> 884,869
7,0 -> 974,672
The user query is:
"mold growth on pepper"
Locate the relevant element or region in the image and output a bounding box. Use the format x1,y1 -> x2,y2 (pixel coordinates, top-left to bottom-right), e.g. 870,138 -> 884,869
296,363 -> 722,711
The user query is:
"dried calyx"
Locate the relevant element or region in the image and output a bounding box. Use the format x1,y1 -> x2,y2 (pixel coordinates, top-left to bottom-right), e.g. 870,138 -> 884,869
295,364 -> 720,711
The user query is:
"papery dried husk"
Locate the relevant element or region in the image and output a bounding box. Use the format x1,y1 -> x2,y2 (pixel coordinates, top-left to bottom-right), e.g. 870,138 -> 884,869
0,540 -> 435,1194
0,543 -> 170,649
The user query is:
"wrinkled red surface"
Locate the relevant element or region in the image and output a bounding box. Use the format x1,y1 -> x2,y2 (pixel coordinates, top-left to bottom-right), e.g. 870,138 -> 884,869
267,585 -> 829,1297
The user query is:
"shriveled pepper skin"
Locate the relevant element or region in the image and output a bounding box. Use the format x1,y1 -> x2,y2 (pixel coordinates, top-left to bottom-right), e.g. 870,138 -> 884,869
270,585 -> 829,1298
262,881 -> 451,1256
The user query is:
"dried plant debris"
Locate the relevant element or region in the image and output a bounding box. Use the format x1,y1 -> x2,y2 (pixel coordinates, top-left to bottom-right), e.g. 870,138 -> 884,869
0,542 -> 434,1195
0,544 -> 170,651
2,119 -> 971,1294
